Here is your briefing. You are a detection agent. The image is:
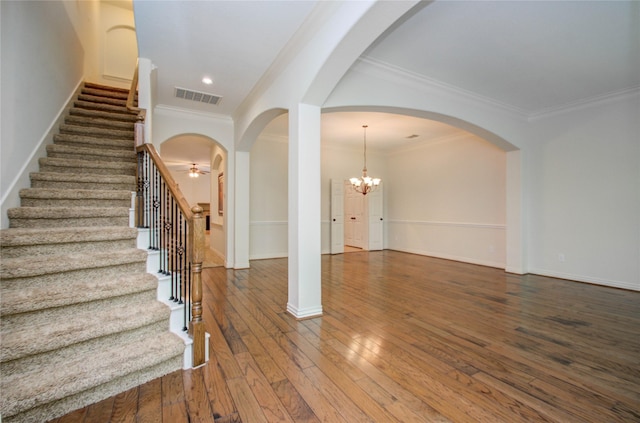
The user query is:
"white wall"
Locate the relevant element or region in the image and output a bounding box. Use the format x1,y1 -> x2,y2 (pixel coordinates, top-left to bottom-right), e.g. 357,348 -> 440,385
386,134 -> 507,268
320,143 -> 387,254
152,106 -> 234,265
1,0 -> 84,228
527,94 -> 640,290
168,170 -> 210,207
249,133 -> 390,259
250,137 -> 289,259
210,143 -> 226,258
249,125 -> 505,267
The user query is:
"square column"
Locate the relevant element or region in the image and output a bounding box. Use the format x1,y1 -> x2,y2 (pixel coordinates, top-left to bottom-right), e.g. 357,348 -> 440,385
234,150 -> 250,269
287,103 -> 322,318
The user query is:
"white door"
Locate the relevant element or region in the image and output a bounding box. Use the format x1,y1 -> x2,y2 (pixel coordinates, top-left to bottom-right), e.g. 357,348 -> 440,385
330,179 -> 344,254
368,182 -> 383,251
344,181 -> 367,248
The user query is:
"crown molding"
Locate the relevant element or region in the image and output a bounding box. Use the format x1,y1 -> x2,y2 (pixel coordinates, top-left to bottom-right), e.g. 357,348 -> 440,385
527,85 -> 640,121
355,56 -> 530,121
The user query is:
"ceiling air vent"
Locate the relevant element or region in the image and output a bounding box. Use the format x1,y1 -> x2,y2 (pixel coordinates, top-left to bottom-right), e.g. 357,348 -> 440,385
174,87 -> 222,105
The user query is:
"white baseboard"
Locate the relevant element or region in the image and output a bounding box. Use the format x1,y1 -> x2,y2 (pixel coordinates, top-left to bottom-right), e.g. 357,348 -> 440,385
528,267 -> 639,291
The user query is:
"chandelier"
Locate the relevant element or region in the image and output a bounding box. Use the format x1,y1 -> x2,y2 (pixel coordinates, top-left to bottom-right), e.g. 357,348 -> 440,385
350,125 -> 381,195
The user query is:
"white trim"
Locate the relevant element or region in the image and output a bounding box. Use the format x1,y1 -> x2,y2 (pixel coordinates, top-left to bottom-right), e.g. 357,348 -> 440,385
389,247 -> 505,270
286,303 -> 323,320
251,252 -> 288,260
528,268 -> 640,292
528,86 -> 640,121
356,56 -> 529,120
388,219 -> 506,230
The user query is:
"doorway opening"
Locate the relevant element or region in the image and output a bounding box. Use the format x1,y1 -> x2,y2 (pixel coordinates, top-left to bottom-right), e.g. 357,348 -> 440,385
330,179 -> 383,255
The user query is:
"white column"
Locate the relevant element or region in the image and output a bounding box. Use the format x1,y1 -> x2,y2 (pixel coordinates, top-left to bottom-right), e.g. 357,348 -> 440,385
287,103 -> 322,319
234,150 -> 250,269
506,149 -> 526,274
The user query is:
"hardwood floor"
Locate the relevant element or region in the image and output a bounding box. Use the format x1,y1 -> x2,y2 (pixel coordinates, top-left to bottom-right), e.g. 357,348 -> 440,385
52,250 -> 640,422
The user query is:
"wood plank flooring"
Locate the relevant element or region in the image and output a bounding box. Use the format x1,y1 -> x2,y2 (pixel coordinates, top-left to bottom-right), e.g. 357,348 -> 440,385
52,250 -> 640,422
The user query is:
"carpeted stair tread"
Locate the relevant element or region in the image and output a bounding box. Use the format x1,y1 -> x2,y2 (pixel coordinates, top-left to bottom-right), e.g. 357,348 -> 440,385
7,206 -> 130,228
0,81 -> 188,422
77,93 -> 128,107
0,248 -> 147,280
53,133 -> 135,151
29,172 -> 135,191
64,115 -> 135,131
74,100 -> 132,115
83,81 -> 131,94
0,331 -> 184,420
59,123 -> 134,140
0,225 -> 136,257
19,187 -> 132,204
68,107 -> 138,123
46,144 -> 136,163
0,226 -> 137,247
39,157 -> 136,176
81,87 -> 133,101
1,291 -> 167,362
0,272 -> 159,316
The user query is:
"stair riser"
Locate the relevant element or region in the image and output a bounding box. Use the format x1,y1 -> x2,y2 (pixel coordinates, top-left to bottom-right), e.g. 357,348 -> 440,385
10,216 -> 130,229
20,198 -> 132,208
53,133 -> 134,150
3,354 -> 182,423
1,290 -> 163,362
31,180 -> 135,191
0,273 -> 158,316
81,87 -> 132,101
74,100 -> 131,115
59,125 -> 134,141
65,115 -> 135,131
69,108 -> 138,123
47,151 -> 136,164
78,94 -> 128,107
39,164 -> 136,176
1,261 -> 147,291
1,239 -> 135,259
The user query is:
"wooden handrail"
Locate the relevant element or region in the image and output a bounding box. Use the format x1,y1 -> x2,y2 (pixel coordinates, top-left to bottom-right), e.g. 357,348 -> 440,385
136,144 -> 194,221
135,143 -> 206,366
131,62 -> 205,367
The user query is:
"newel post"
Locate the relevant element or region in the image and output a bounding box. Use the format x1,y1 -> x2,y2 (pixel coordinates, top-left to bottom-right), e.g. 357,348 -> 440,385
190,205 -> 206,367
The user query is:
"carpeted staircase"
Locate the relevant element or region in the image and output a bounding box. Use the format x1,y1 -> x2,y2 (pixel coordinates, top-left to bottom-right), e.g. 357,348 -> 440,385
0,83 -> 185,423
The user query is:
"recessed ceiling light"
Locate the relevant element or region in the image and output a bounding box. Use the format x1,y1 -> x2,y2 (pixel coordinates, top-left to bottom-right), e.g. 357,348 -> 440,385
202,76 -> 213,85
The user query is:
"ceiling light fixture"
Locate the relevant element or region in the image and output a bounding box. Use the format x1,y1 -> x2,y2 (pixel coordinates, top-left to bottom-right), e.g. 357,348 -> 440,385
202,76 -> 213,85
350,125 -> 381,195
189,163 -> 201,178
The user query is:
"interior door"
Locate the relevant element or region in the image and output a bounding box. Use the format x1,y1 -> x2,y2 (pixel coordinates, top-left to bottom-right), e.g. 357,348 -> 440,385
344,180 -> 356,247
330,179 -> 344,254
352,189 -> 366,248
368,181 -> 383,251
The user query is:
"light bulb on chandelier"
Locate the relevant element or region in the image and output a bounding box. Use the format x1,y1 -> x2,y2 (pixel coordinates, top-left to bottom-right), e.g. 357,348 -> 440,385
349,124 -> 381,195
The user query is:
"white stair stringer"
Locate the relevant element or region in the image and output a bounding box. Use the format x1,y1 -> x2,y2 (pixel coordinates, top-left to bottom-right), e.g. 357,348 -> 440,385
137,227 -> 210,369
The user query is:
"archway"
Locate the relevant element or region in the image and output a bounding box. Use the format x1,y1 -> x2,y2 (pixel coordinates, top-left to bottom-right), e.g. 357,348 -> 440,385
160,133 -> 227,266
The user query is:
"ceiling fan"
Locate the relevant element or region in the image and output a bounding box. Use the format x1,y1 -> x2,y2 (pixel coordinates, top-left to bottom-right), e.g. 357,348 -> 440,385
187,163 -> 210,178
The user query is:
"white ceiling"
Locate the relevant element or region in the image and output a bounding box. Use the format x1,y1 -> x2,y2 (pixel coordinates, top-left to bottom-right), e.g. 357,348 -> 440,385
134,0 -> 639,163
